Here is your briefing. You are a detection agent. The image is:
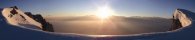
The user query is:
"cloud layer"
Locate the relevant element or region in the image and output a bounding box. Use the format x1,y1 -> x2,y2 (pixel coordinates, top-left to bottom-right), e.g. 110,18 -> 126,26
45,16 -> 172,35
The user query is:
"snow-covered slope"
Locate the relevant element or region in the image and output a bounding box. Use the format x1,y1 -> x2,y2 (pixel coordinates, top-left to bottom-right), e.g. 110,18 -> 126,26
0,7 -> 195,40
2,7 -> 42,29
173,9 -> 192,27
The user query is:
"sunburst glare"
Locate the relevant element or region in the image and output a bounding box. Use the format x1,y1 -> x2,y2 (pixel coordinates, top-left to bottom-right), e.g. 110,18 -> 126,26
95,5 -> 115,20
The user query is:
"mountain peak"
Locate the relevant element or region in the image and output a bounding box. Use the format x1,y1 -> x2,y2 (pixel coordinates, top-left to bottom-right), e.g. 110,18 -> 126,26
1,6 -> 54,32
10,6 -> 18,9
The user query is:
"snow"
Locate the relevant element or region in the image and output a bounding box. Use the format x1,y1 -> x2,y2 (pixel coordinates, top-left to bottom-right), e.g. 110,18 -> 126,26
0,7 -> 195,40
2,8 -> 42,29
173,9 -> 192,27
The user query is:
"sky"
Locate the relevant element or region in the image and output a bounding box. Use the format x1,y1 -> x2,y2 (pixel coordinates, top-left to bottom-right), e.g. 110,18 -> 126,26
0,0 -> 195,18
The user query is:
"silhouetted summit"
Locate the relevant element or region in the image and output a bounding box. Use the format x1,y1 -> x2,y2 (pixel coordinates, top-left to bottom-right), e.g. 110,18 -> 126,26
10,6 -> 18,9
25,12 -> 54,32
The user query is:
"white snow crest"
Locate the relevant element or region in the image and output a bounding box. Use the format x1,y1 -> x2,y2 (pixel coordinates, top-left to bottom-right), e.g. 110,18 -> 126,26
2,8 -> 42,29
174,9 -> 192,27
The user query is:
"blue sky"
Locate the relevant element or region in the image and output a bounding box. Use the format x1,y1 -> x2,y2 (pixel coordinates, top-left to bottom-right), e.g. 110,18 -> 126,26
0,0 -> 195,18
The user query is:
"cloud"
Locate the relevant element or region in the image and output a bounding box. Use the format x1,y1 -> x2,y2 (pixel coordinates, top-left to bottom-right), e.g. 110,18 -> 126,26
45,16 -> 172,35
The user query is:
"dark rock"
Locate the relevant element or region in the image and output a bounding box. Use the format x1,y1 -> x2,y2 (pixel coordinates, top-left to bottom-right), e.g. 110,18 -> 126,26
25,12 -> 54,32
20,15 -> 26,20
169,9 -> 194,31
170,16 -> 182,31
9,8 -> 18,17
10,6 -> 18,9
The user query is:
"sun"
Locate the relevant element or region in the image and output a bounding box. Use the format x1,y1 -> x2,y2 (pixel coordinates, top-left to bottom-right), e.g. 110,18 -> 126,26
95,6 -> 114,20
96,12 -> 110,19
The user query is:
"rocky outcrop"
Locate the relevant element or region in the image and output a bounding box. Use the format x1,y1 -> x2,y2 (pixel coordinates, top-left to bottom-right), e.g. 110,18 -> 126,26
9,6 -> 19,18
25,12 -> 54,32
170,9 -> 194,31
170,16 -> 182,30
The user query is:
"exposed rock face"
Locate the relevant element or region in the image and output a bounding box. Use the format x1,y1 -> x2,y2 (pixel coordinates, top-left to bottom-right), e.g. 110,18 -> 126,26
25,12 -> 54,32
170,9 -> 194,30
170,16 -> 182,30
10,6 -> 18,9
9,8 -> 18,17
